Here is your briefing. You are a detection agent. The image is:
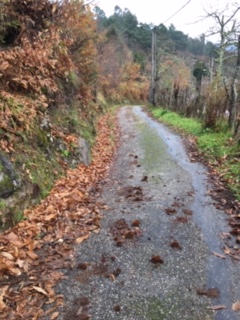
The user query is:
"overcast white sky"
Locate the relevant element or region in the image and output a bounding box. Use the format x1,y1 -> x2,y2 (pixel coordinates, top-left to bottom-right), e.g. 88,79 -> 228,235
95,0 -> 239,40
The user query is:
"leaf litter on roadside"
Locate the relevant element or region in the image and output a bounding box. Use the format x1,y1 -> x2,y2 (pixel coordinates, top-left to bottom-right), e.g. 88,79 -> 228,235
0,113 -> 119,319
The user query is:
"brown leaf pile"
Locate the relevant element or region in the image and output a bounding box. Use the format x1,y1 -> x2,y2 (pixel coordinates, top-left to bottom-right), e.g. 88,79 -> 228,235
110,218 -> 142,247
0,112 -> 118,319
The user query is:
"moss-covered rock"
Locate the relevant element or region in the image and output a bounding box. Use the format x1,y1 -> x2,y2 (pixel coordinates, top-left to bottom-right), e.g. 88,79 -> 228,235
0,98 -> 101,230
0,152 -> 20,199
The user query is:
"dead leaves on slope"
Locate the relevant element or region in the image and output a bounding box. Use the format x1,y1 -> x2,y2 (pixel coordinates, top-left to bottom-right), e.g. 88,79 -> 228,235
0,113 -> 118,319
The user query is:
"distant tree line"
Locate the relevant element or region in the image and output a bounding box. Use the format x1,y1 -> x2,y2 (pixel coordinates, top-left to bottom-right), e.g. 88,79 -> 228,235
94,5 -> 216,58
95,4 -> 240,137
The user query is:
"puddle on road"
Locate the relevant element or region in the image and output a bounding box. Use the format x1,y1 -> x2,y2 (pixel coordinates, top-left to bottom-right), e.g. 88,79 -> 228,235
133,106 -> 240,320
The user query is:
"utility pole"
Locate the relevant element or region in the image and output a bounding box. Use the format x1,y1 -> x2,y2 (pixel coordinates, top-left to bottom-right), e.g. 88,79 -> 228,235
149,26 -> 157,105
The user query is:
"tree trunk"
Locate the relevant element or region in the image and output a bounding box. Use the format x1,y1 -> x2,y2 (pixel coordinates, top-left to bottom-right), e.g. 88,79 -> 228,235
149,27 -> 157,105
229,35 -> 240,132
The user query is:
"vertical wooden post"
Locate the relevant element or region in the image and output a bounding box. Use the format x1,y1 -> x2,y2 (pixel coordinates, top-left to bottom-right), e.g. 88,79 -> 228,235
149,26 -> 157,105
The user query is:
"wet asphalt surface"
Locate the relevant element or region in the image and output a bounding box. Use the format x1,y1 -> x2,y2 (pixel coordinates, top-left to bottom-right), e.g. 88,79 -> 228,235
56,106 -> 240,320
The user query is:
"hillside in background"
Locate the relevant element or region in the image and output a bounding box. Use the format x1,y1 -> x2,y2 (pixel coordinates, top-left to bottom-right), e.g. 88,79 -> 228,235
96,4 -> 240,128
94,4 -> 217,104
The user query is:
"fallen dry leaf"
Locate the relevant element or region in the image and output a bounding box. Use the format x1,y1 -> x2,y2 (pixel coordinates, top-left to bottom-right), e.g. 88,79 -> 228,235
107,274 -> 115,281
50,311 -> 60,319
174,216 -> 188,223
124,230 -> 135,239
232,301 -> 240,311
33,286 -> 48,296
0,251 -> 15,260
131,220 -> 140,227
75,233 -> 90,244
26,250 -> 39,260
170,240 -> 182,250
165,208 -> 177,215
77,262 -> 88,270
44,213 -> 57,221
150,255 -> 164,264
220,232 -> 231,239
230,255 -> 240,261
0,285 -> 8,311
212,252 -> 226,259
224,246 -> 232,255
183,209 -> 193,216
196,288 -> 220,298
207,305 -> 227,310
114,304 -> 121,312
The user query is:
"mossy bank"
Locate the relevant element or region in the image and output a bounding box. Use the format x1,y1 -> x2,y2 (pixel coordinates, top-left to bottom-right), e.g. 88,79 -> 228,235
0,96 -> 107,230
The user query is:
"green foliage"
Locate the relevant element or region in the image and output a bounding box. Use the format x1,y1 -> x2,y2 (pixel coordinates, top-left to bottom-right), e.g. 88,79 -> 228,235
67,71 -> 80,89
197,132 -> 231,158
151,108 -> 202,135
133,51 -> 146,72
203,41 -> 216,57
150,106 -> 240,199
97,5 -> 217,61
61,149 -> 70,157
193,61 -> 209,82
168,24 -> 188,51
193,60 -> 209,91
0,199 -> 6,210
187,37 -> 203,56
106,7 -> 140,48
94,6 -> 108,29
14,211 -> 28,223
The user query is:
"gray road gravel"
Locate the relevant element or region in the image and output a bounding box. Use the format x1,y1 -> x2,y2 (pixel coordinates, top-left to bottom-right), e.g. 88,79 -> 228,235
56,106 -> 240,320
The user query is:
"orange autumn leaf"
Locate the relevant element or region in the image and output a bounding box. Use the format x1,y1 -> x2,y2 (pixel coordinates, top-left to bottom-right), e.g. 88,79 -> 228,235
0,286 -> 8,311
232,301 -> 240,311
44,213 -> 57,221
26,251 -> 39,260
75,233 -> 90,244
50,312 -> 60,320
33,286 -> 48,296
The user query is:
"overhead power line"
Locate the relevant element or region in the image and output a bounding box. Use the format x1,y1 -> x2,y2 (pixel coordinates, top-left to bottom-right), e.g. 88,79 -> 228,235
162,0 -> 192,24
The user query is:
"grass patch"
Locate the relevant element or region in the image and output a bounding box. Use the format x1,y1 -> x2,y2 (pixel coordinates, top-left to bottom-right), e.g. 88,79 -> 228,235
149,106 -> 240,200
0,199 -> 6,210
152,108 -> 202,136
0,99 -> 101,229
14,211 -> 28,223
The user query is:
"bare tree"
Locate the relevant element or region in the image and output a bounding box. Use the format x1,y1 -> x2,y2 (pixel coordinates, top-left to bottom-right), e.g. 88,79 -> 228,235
228,35 -> 240,133
204,3 -> 240,80
203,3 -> 240,131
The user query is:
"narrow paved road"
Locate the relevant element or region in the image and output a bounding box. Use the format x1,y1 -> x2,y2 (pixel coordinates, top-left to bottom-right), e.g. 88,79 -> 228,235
57,106 -> 240,320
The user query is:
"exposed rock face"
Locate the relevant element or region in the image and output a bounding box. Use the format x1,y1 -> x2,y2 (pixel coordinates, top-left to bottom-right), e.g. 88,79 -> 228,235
78,137 -> 91,166
0,153 -> 20,199
0,132 -> 91,229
